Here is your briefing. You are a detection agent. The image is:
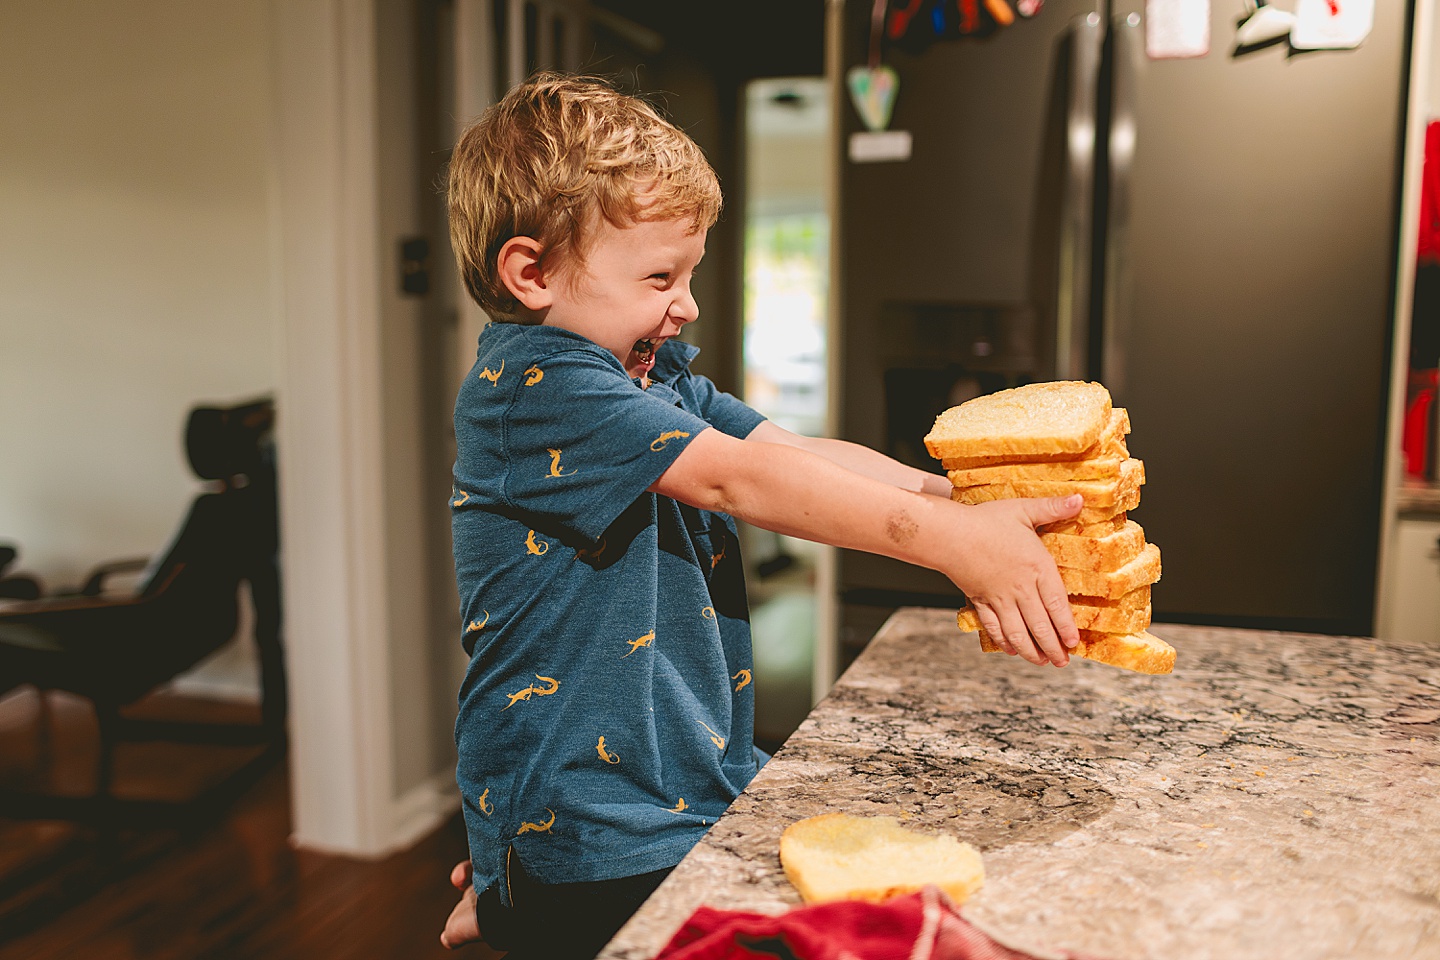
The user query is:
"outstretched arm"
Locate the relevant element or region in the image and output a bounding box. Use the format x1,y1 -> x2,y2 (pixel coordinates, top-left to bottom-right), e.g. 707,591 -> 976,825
745,420 -> 952,498
649,426 -> 1082,666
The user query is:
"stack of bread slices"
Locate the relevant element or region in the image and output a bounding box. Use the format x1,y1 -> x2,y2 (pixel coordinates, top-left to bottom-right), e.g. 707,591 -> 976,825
923,380 -> 1175,675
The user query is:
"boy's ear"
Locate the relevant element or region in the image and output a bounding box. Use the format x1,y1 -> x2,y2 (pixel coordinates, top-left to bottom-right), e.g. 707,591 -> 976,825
496,236 -> 553,311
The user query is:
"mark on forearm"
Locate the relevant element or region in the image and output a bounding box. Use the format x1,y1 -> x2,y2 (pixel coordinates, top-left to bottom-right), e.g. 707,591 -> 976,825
886,511 -> 918,547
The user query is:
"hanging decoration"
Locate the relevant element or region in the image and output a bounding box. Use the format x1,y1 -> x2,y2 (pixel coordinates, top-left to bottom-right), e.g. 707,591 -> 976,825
884,0 -> 1031,50
848,0 -> 900,132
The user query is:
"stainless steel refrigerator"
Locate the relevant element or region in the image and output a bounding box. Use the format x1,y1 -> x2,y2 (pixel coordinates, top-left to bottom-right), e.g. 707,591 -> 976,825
836,0 -> 1410,642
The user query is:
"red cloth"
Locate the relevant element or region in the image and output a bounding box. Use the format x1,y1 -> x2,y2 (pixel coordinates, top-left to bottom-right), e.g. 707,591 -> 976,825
1417,121 -> 1440,263
654,886 -> 1091,960
1404,370 -> 1437,476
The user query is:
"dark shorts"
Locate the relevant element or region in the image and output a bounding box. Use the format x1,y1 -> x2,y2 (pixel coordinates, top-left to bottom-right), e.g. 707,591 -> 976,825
475,851 -> 672,960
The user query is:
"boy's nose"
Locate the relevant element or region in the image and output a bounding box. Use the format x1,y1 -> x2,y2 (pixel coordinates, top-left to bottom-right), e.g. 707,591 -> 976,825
672,285 -> 700,323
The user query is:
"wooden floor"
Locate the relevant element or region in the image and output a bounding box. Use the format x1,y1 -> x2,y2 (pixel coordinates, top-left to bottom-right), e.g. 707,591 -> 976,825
0,687 -> 494,960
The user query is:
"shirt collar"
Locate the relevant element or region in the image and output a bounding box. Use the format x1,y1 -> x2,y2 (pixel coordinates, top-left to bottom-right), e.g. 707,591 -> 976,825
648,338 -> 700,385
482,323 -> 699,385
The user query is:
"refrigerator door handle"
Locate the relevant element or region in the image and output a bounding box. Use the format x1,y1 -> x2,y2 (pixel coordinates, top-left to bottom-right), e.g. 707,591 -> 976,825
1102,12 -> 1142,396
1056,12 -> 1104,382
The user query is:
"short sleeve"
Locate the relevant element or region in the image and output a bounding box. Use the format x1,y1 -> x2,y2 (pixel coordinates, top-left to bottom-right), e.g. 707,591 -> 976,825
500,349 -> 710,542
682,373 -> 767,440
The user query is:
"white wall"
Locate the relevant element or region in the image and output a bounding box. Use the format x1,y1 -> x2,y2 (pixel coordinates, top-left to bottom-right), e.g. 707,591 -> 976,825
0,1 -> 279,592
1,0 -> 463,856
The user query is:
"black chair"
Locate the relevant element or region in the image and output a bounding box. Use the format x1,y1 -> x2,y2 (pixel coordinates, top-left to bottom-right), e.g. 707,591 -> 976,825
0,545 -> 42,602
0,398 -> 285,820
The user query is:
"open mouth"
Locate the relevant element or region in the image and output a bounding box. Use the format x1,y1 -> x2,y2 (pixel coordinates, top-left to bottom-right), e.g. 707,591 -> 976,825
633,339 -> 657,365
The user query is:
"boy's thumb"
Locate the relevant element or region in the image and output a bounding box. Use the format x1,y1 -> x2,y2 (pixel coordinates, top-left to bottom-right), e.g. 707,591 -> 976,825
1024,493 -> 1084,527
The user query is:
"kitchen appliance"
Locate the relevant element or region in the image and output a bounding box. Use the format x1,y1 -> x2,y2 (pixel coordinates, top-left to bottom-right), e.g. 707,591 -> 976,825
835,0 -> 1410,641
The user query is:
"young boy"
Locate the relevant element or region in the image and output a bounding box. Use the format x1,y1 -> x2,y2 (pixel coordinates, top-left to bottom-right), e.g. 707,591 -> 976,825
440,73 -> 1082,957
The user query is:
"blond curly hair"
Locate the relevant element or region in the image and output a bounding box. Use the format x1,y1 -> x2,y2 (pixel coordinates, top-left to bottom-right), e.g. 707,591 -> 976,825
447,73 -> 723,320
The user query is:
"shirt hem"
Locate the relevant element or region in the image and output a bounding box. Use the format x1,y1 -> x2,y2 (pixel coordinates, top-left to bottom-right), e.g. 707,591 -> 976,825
515,836 -> 696,885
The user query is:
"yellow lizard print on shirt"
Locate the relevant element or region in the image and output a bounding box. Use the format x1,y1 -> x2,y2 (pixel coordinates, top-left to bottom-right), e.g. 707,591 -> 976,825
501,674 -> 560,711
525,530 -> 550,556
650,429 -> 690,452
710,544 -> 726,570
544,448 -> 576,478
668,798 -> 688,814
452,489 -> 470,507
701,606 -> 715,620
622,630 -> 656,658
524,365 -> 544,386
477,359 -> 505,385
732,669 -> 752,693
596,736 -> 620,764
575,537 -> 607,563
516,808 -> 556,835
464,611 -> 491,637
697,719 -> 725,751
478,788 -> 494,816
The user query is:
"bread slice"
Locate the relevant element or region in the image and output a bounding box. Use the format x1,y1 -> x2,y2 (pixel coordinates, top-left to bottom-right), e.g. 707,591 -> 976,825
975,623 -> 1175,674
1071,583 -> 1152,614
1041,519 -> 1146,570
780,813 -> 985,906
924,381 -> 1111,461
946,456 -> 1124,487
957,585 -> 1152,636
950,457 -> 1145,506
951,482 -> 1140,524
939,407 -> 1131,470
1040,513 -> 1129,537
1058,542 -> 1161,598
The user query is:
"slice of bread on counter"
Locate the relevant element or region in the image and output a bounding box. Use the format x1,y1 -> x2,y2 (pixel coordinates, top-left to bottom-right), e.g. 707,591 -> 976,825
924,380 -> 1111,461
780,813 -> 985,906
939,406 -> 1131,470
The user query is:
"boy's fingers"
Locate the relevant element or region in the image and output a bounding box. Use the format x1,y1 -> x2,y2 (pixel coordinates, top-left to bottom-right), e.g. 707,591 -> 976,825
1038,567 -> 1079,649
1017,591 -> 1068,667
449,860 -> 471,889
1018,493 -> 1083,528
973,602 -> 1018,658
985,600 -> 1046,666
440,885 -> 481,950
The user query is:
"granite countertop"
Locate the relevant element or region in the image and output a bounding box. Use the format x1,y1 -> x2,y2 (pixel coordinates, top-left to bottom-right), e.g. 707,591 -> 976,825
601,610 -> 1440,960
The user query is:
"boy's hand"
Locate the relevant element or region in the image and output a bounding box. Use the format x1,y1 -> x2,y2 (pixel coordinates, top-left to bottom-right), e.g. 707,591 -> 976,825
440,860 -> 480,950
956,494 -> 1082,668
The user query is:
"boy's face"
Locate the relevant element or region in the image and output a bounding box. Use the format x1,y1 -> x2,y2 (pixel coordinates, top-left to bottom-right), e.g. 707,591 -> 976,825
543,216 -> 706,382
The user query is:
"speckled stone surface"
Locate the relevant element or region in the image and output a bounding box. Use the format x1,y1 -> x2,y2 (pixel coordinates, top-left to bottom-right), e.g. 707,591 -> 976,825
600,609 -> 1440,960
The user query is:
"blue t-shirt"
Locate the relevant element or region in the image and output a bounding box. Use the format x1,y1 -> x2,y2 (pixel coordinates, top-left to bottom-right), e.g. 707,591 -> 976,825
451,322 -> 765,900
